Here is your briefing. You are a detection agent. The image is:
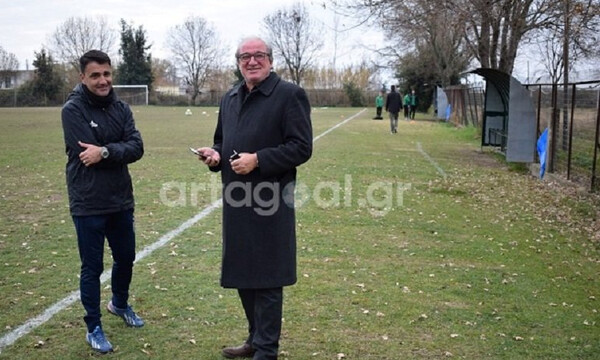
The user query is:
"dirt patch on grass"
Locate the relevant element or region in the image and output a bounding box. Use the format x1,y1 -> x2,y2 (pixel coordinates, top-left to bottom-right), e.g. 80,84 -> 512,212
458,147 -> 508,170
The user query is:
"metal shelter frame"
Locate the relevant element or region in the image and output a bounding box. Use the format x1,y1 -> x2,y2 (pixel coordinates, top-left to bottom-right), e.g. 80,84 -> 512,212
470,68 -> 537,163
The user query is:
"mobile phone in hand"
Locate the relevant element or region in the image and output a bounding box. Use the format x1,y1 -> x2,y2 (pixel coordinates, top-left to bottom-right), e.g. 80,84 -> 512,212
229,150 -> 240,161
189,147 -> 206,160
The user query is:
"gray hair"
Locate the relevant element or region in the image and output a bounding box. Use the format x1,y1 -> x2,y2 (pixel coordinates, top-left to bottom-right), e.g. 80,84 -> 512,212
235,36 -> 273,62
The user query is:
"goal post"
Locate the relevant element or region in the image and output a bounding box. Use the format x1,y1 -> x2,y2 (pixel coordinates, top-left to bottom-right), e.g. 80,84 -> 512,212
113,85 -> 149,105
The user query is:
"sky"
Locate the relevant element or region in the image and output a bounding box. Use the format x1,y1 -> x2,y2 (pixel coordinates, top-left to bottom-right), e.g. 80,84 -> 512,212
1,0 -> 384,72
3,1 -> 598,86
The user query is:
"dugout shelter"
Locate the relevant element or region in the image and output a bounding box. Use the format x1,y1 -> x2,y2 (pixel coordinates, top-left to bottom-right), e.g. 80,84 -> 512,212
470,68 -> 537,163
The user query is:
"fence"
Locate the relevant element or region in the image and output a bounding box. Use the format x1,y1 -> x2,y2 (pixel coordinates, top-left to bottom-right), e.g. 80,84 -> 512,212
0,87 -> 151,107
0,88 -> 70,107
445,81 -> 600,192
529,81 -> 600,192
188,88 -> 371,108
0,87 -> 367,108
444,85 -> 485,128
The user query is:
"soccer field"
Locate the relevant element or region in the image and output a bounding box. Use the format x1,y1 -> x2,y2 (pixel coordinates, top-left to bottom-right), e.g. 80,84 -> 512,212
0,106 -> 598,359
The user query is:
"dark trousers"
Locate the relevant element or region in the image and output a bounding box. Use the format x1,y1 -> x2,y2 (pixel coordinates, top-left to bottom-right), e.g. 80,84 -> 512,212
389,112 -> 399,132
410,105 -> 416,119
72,209 -> 136,332
404,105 -> 410,119
376,106 -> 382,117
238,288 -> 283,360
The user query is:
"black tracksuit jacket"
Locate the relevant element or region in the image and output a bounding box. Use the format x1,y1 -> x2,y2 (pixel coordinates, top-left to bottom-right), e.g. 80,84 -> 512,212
61,84 -> 144,216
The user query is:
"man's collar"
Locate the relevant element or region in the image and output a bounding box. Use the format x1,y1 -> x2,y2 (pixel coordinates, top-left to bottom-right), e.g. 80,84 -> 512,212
230,72 -> 280,98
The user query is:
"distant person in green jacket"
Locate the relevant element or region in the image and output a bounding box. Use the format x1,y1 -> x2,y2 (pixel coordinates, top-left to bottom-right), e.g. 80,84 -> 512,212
403,92 -> 411,120
373,91 -> 384,120
409,89 -> 418,120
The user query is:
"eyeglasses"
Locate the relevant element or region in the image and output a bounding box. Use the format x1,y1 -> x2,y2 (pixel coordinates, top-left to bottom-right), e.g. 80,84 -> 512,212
237,52 -> 269,63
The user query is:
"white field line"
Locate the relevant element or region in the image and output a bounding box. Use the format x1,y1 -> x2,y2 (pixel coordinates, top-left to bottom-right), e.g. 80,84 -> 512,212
0,108 -> 366,354
417,141 -> 447,180
313,108 -> 366,142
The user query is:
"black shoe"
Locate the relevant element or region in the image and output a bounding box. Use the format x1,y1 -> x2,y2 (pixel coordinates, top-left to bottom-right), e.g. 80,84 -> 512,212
222,343 -> 255,358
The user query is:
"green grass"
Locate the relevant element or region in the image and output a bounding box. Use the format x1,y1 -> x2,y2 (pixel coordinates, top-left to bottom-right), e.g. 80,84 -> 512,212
0,107 -> 599,359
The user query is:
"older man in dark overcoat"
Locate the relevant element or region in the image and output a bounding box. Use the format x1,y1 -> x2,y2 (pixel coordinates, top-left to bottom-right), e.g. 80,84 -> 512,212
196,36 -> 312,360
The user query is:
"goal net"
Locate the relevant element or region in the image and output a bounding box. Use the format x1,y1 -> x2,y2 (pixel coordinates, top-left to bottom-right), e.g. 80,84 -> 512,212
113,85 -> 148,105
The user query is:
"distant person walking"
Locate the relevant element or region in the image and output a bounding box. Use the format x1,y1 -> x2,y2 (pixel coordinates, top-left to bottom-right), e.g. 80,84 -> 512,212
409,89 -> 418,120
385,85 -> 402,133
373,91 -> 384,120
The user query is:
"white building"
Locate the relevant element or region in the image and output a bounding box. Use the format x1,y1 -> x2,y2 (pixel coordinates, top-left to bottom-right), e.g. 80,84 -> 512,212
0,70 -> 33,89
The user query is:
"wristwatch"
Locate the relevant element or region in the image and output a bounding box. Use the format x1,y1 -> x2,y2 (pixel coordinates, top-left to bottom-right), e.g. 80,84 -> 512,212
100,146 -> 110,159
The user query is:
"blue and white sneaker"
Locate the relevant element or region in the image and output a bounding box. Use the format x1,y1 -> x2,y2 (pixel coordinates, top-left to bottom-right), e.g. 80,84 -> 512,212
107,300 -> 145,327
86,325 -> 113,353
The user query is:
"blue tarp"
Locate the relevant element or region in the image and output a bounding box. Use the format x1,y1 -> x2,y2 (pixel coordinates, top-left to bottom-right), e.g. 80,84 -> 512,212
537,128 -> 549,179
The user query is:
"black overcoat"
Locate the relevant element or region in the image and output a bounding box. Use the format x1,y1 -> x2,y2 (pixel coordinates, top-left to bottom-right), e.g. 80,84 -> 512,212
211,72 -> 313,289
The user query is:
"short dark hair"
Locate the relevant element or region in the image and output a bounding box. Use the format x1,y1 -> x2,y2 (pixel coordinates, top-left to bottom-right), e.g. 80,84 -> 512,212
80,50 -> 111,73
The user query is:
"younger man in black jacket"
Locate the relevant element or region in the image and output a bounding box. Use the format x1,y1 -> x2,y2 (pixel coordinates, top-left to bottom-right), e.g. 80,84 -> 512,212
61,50 -> 145,353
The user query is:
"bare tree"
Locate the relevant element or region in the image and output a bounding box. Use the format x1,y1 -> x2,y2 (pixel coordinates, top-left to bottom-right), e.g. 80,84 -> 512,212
457,0 -> 563,74
0,46 -> 19,71
263,2 -> 324,85
330,0 -> 470,86
535,0 -> 600,81
531,1 -> 600,150
332,0 -> 568,76
301,66 -> 342,89
152,58 -> 179,87
0,46 -> 19,87
535,30 -> 565,83
165,16 -> 223,104
389,1 -> 471,86
47,16 -> 116,72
